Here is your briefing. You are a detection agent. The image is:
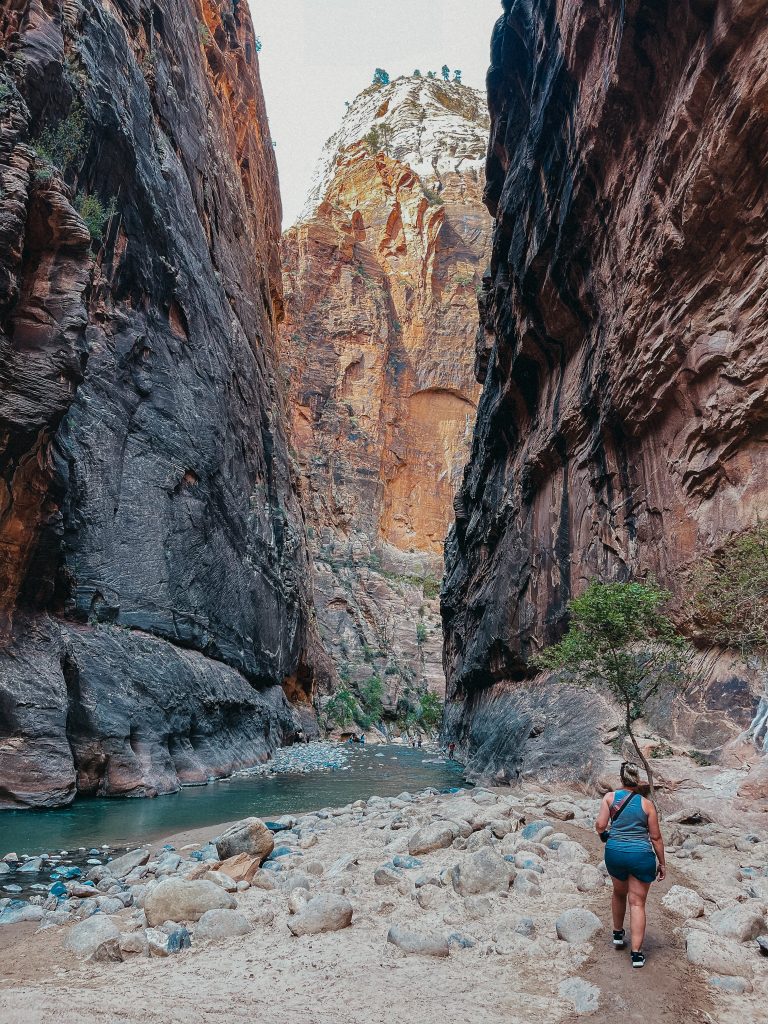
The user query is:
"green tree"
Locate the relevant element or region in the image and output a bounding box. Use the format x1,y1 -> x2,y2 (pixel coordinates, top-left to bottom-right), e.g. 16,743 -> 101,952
534,581 -> 690,797
418,690 -> 443,732
358,675 -> 384,725
413,69 -> 422,77
441,64 -> 450,81
427,71 -> 437,79
372,68 -> 390,86
453,69 -> 462,84
325,689 -> 359,728
416,621 -> 428,645
688,524 -> 768,749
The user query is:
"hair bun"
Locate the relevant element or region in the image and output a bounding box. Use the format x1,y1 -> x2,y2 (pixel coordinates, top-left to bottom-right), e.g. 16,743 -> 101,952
620,762 -> 642,786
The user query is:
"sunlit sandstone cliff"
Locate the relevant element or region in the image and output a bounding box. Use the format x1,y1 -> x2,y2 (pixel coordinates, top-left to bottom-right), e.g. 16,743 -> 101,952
0,0 -> 325,807
443,0 -> 768,779
279,77 -> 491,714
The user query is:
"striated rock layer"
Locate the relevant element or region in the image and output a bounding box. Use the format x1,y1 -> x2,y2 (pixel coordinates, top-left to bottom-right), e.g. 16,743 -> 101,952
0,0 -> 324,807
443,0 -> 768,776
279,77 -> 491,712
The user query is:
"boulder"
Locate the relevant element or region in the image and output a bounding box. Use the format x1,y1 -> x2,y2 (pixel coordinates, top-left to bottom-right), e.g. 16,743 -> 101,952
556,841 -> 590,865
546,802 -> 576,821
409,822 -> 461,856
737,759 -> 768,801
709,904 -> 765,943
555,908 -> 602,944
204,870 -> 238,893
708,976 -> 753,994
287,893 -> 353,936
452,849 -> 514,896
195,909 -> 253,941
107,848 -> 151,880
576,866 -> 604,893
661,885 -> 705,920
215,818 -> 274,863
374,865 -> 403,886
249,869 -> 278,891
217,853 -> 263,884
144,878 -> 236,926
387,926 -> 450,957
513,871 -> 541,898
64,916 -> 123,962
686,930 -> 753,977
119,931 -> 149,957
327,853 -> 358,876
520,821 -> 552,841
559,977 -> 601,1015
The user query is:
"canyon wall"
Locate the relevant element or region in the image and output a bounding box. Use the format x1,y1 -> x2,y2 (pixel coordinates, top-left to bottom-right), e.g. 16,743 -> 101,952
279,77 -> 490,721
443,0 -> 768,780
0,0 -> 323,808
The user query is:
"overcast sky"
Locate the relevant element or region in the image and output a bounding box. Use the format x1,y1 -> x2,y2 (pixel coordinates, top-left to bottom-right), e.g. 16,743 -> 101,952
252,0 -> 502,226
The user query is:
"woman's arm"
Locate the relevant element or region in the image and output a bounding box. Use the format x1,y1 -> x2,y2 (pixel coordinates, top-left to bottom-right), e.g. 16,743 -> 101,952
595,793 -> 613,833
645,799 -> 666,879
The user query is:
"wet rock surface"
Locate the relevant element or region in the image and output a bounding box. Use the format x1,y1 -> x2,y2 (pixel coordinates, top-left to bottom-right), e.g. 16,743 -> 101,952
442,0 -> 768,777
0,0 -> 322,809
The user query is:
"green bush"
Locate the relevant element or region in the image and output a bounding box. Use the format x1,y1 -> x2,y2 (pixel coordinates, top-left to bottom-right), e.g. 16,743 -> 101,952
422,575 -> 441,600
416,622 -> 428,645
34,101 -> 87,175
325,689 -> 359,727
372,68 -> 390,86
197,20 -> 212,46
384,664 -> 399,676
422,186 -> 443,207
358,675 -> 384,723
75,193 -> 116,241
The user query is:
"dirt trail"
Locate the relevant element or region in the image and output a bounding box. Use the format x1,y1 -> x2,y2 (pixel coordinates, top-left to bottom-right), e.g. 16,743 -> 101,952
560,822 -> 714,1024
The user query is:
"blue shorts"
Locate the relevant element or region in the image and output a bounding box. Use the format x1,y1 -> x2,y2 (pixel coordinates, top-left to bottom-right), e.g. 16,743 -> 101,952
605,842 -> 657,884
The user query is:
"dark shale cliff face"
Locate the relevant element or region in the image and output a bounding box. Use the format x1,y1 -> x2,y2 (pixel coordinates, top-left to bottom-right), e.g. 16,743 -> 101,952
0,0 -> 322,808
443,0 -> 768,780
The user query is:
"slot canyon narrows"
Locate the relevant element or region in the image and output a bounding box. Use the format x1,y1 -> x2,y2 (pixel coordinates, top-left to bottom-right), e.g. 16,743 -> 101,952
0,2 -> 766,1021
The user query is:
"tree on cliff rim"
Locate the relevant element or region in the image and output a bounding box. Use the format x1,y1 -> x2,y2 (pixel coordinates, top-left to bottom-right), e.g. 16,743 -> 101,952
534,581 -> 690,798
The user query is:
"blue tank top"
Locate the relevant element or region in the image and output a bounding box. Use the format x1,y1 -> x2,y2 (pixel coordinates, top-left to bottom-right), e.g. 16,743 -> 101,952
607,790 -> 652,851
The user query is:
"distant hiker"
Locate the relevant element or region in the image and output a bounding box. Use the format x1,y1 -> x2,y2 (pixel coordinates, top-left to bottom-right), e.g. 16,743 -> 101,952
417,737 -> 423,748
448,742 -> 456,759
595,762 -> 666,969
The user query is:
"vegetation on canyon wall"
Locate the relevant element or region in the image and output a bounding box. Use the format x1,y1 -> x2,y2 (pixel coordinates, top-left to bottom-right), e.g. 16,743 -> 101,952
535,582 -> 690,796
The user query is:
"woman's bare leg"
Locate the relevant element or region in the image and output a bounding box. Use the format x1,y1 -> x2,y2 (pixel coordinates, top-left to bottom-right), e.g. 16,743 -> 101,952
611,877 -> 629,930
627,876 -> 652,950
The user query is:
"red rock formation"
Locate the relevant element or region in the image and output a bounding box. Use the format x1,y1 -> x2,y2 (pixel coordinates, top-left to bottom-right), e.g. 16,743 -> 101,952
279,77 -> 490,715
0,0 -> 324,807
443,0 -> 768,777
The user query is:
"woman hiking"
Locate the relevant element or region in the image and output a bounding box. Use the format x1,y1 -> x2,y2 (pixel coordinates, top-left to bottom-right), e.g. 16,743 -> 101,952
595,762 -> 666,969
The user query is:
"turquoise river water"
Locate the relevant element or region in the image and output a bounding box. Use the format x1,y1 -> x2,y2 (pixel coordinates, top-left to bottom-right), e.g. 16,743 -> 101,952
0,745 -> 463,857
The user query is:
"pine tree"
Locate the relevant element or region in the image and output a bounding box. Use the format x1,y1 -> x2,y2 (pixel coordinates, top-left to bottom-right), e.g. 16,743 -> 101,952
441,64 -> 450,81
372,68 -> 390,87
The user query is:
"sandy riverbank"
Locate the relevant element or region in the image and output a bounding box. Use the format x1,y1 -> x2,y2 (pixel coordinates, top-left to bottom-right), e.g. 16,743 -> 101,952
0,770 -> 766,1024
